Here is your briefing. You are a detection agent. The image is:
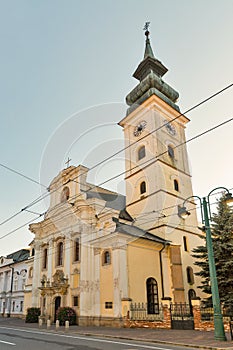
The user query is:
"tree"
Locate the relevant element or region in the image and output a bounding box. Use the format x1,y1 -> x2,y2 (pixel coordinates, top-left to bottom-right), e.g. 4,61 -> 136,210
192,195 -> 233,307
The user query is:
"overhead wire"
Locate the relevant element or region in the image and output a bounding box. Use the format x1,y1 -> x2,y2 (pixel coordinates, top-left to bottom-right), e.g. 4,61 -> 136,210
0,116 -> 232,240
0,84 -> 232,237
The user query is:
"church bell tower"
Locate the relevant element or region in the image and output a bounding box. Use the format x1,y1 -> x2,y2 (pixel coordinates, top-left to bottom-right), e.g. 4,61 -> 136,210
119,27 -> 199,241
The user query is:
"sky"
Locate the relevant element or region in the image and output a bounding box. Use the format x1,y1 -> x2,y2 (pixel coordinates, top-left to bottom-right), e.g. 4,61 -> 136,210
0,0 -> 232,256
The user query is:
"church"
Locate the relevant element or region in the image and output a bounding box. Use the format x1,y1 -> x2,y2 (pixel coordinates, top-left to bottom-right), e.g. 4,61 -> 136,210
24,29 -> 205,326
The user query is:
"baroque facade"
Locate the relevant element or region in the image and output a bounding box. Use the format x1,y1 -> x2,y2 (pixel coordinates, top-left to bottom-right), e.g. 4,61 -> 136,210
1,32 -> 205,324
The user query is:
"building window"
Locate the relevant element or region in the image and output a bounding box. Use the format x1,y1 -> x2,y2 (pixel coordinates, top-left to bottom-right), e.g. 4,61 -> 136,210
13,278 -> 18,292
187,266 -> 194,284
188,289 -> 196,313
138,145 -> 146,160
140,181 -> 146,194
29,267 -> 33,279
43,297 -> 46,308
105,302 -> 113,309
61,186 -> 70,203
31,248 -> 35,256
146,277 -> 159,314
174,179 -> 179,191
73,296 -> 79,307
20,301 -> 23,312
168,145 -> 174,159
74,238 -> 80,262
103,250 -> 111,265
57,242 -> 64,266
183,236 -> 188,251
12,301 -> 15,312
43,248 -> 48,269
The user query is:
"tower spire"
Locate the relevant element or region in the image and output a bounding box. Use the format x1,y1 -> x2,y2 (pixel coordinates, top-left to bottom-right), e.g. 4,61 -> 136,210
143,22 -> 155,59
125,23 -> 180,114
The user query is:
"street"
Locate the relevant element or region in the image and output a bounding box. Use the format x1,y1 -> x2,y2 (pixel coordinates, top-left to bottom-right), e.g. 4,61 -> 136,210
0,326 -> 199,350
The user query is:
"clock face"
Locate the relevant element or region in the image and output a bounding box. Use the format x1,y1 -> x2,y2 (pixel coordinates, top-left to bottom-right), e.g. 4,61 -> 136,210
164,120 -> 176,136
134,120 -> 147,137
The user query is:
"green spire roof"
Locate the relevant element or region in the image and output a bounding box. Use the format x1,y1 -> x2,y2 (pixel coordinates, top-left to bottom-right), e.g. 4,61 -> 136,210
144,36 -> 155,59
125,28 -> 180,114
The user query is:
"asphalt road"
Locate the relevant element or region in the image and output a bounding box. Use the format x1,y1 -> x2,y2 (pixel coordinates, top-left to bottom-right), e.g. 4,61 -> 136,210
0,326 -> 199,350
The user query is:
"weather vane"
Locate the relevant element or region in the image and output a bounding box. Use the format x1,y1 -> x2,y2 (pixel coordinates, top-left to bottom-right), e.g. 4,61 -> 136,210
143,22 -> 150,38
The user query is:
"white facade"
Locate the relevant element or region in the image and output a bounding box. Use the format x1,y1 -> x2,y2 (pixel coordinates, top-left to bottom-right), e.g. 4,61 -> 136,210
0,250 -> 30,317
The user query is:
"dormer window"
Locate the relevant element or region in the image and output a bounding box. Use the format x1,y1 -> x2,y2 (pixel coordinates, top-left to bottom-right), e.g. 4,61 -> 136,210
61,186 -> 70,203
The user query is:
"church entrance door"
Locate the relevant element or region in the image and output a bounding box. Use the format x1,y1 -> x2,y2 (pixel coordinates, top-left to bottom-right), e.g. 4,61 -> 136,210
54,296 -> 61,323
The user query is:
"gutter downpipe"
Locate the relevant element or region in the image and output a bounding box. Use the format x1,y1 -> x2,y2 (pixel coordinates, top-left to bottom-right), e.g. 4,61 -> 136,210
159,243 -> 167,299
7,266 -> 14,317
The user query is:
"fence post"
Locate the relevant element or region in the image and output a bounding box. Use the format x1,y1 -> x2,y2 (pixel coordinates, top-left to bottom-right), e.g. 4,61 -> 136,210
191,297 -> 201,330
161,297 -> 172,329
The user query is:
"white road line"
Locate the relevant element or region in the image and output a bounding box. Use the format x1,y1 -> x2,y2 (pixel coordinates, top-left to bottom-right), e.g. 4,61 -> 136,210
0,326 -> 174,350
0,339 -> 16,346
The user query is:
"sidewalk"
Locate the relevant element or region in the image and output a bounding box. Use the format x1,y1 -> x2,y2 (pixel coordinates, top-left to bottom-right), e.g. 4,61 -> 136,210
0,317 -> 233,350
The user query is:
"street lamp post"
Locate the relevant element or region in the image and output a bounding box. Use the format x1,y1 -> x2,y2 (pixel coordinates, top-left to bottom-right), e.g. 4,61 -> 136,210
178,187 -> 233,341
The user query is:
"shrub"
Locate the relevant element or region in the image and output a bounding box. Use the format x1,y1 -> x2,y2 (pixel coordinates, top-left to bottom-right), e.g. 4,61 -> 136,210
25,307 -> 41,323
56,306 -> 76,325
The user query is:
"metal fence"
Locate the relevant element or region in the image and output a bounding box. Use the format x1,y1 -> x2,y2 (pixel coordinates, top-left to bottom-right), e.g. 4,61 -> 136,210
130,302 -> 164,321
200,304 -> 233,321
170,303 -> 193,319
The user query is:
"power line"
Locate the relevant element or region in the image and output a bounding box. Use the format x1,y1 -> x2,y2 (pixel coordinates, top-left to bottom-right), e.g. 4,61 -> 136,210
0,84 -> 232,235
0,162 -> 47,188
0,116 -> 232,240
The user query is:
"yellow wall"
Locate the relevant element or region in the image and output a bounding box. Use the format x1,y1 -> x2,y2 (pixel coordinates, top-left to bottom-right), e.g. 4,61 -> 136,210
127,240 -> 162,302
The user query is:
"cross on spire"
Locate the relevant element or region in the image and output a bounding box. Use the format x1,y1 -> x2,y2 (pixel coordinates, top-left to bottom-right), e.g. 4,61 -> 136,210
65,157 -> 71,168
143,21 -> 150,38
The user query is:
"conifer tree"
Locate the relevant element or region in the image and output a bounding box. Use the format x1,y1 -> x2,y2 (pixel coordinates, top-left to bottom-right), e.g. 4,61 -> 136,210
192,195 -> 233,307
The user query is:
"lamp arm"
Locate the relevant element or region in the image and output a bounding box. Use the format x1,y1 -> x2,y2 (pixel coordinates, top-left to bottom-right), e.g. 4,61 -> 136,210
183,195 -> 204,224
207,187 -> 230,221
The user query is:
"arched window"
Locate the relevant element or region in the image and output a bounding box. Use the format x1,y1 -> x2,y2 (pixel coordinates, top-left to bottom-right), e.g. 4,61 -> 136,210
188,289 -> 196,315
57,242 -> 63,266
103,250 -> 111,265
140,181 -> 146,194
138,145 -> 146,160
43,248 -> 48,269
168,145 -> 174,159
146,278 -> 159,314
61,186 -> 70,203
187,266 -> 194,284
174,179 -> 179,191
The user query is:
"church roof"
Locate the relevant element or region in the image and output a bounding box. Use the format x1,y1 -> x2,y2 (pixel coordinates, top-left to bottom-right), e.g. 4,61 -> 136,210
86,190 -> 126,210
6,249 -> 30,262
113,218 -> 169,245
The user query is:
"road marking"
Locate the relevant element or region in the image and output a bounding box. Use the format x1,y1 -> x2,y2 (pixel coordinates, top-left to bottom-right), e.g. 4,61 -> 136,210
0,326 -> 174,350
0,339 -> 16,346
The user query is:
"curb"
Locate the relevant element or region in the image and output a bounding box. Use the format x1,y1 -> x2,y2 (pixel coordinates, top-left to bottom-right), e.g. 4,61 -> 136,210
2,324 -> 233,350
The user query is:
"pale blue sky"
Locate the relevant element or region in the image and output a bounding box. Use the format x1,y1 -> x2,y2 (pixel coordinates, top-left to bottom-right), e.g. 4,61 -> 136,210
0,0 -> 232,255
